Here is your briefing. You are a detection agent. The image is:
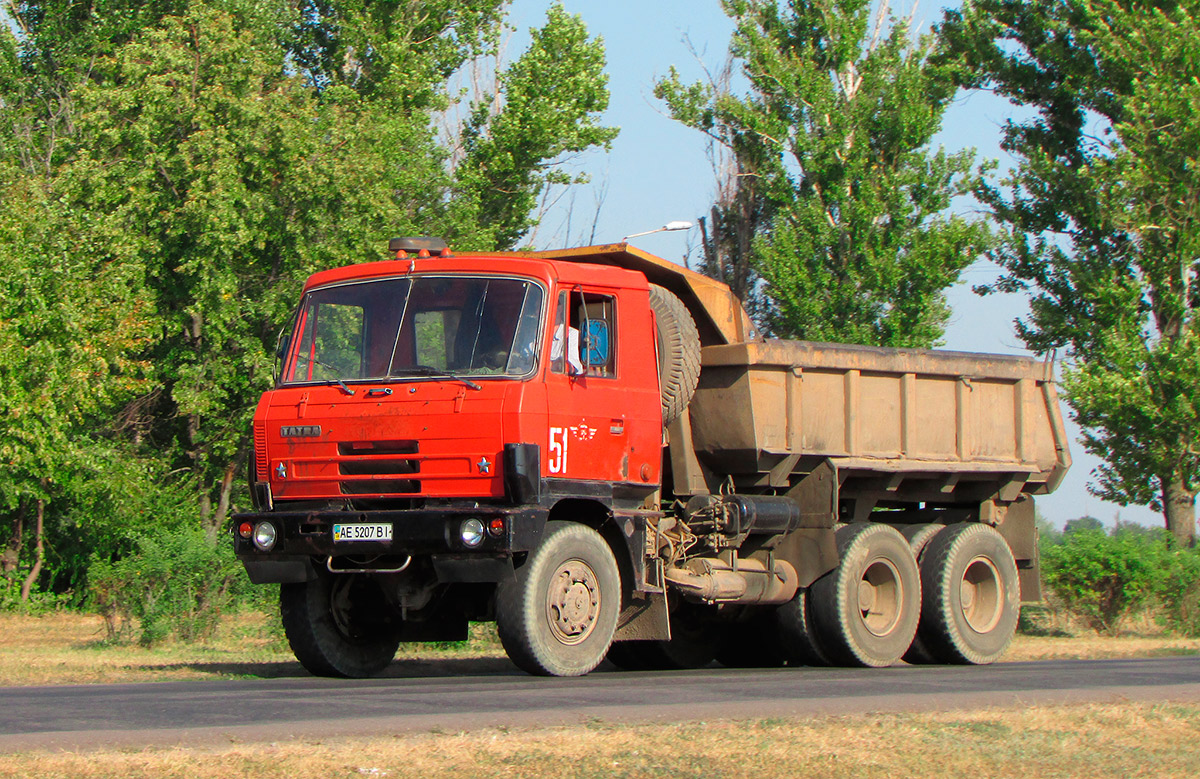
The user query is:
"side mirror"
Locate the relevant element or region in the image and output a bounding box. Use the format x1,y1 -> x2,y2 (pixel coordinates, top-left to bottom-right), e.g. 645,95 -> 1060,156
583,320 -> 609,366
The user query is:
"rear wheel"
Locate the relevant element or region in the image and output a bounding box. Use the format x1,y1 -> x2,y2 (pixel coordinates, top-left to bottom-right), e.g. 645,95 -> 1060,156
898,523 -> 946,665
775,587 -> 830,666
496,522 -> 620,676
810,523 -> 921,667
916,523 -> 1020,665
280,573 -> 400,678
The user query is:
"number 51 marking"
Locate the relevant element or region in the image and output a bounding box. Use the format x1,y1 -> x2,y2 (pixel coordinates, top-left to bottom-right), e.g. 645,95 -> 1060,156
548,427 -> 568,474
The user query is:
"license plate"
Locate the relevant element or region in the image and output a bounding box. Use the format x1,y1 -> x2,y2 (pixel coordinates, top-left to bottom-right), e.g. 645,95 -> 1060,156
332,523 -> 393,542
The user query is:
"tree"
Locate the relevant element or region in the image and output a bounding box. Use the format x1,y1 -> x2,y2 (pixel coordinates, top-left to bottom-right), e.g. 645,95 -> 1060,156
940,0 -> 1200,545
1064,516 -> 1104,536
456,4 -> 618,249
0,157 -> 155,599
0,0 -> 617,592
656,0 -> 991,347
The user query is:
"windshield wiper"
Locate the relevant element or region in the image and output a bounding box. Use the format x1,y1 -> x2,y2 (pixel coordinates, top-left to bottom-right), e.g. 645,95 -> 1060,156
301,357 -> 356,395
322,378 -> 356,396
391,366 -> 482,391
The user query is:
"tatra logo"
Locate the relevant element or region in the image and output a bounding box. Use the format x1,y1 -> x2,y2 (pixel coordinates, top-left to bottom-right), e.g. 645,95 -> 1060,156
280,425 -> 322,438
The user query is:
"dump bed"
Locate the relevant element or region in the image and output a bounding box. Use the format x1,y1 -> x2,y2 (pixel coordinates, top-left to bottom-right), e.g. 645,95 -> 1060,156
688,340 -> 1071,512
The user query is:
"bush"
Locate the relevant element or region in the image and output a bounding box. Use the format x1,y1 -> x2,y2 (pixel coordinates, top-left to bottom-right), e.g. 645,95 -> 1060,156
1040,525 -> 1200,637
88,526 -> 251,645
1157,543 -> 1200,637
0,577 -> 73,614
1040,528 -> 1167,635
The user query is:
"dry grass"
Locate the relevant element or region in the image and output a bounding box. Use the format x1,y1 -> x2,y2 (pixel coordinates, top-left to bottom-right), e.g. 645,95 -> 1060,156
1,701 -> 1198,778
0,610 -> 1196,687
0,611 -> 294,686
1004,633 -> 1200,662
0,611 -> 506,686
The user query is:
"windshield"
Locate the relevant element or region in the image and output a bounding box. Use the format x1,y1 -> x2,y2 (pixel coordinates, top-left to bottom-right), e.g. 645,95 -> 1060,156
282,275 -> 545,385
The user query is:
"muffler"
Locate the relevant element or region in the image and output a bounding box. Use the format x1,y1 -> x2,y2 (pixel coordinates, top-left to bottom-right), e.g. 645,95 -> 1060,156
665,556 -> 799,605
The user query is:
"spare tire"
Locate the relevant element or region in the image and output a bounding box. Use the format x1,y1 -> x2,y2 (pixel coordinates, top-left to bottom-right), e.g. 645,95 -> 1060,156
649,284 -> 701,426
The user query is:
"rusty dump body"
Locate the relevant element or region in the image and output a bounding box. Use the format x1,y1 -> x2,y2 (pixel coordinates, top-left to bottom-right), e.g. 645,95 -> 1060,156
688,340 -> 1070,510
235,240 -> 1071,678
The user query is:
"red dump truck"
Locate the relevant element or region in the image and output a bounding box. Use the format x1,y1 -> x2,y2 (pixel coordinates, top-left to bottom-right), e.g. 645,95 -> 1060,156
232,238 -> 1070,677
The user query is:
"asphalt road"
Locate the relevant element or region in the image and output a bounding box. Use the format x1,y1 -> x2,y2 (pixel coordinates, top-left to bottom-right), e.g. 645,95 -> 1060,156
2,656 -> 1198,751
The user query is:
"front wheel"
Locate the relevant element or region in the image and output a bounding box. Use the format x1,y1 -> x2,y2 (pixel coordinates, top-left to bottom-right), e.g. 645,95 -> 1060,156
280,573 -> 400,678
495,522 -> 620,676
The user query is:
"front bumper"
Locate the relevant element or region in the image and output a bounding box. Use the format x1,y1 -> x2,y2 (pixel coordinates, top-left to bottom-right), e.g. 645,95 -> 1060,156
232,505 -> 547,583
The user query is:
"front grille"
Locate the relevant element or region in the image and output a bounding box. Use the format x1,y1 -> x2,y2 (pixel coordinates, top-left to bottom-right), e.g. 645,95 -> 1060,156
338,440 -> 419,456
339,459 -> 420,476
338,440 -> 421,495
341,479 -> 420,495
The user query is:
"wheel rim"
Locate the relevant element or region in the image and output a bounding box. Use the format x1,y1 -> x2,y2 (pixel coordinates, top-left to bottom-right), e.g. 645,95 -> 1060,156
959,555 -> 1003,634
546,558 -> 602,645
856,558 -> 903,637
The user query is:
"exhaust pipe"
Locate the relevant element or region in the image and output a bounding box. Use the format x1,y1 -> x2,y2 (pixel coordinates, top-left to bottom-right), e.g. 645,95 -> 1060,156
665,556 -> 799,605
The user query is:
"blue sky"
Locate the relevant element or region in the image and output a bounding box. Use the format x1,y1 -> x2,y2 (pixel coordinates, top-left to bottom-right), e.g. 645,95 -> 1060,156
505,0 -> 1162,529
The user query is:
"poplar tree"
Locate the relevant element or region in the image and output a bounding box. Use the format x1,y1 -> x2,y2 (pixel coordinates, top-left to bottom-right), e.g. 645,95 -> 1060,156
657,0 -> 990,347
941,0 -> 1200,544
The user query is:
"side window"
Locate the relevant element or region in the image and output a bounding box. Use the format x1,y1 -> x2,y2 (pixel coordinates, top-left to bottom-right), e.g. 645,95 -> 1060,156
581,294 -> 615,377
550,289 -> 616,378
549,292 -> 574,374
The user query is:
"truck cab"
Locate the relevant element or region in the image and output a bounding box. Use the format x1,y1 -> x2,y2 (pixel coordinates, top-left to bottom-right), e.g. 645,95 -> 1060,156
234,240 -> 666,677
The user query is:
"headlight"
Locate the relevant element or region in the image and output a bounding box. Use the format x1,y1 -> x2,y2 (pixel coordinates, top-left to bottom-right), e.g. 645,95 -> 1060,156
460,518 -> 485,548
253,521 -> 278,552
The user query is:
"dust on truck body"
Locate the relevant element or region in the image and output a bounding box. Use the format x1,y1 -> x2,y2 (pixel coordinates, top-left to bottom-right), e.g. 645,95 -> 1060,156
232,239 -> 1070,677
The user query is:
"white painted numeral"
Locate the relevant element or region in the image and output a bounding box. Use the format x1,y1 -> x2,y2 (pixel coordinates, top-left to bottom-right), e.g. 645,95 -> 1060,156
548,427 -> 568,474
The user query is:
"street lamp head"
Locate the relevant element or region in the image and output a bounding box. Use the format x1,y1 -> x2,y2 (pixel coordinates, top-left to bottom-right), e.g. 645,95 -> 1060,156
622,221 -> 694,241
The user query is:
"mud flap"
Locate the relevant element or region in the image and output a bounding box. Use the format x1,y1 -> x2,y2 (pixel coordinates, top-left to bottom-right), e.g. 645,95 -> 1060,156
994,495 -> 1042,603
613,592 -> 671,642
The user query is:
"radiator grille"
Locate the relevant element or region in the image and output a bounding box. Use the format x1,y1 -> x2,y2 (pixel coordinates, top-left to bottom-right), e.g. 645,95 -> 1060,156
337,440 -> 421,495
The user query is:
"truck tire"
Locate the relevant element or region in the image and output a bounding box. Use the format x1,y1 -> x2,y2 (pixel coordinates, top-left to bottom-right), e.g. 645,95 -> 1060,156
898,523 -> 945,664
280,573 -> 400,678
495,521 -> 620,676
775,587 -> 830,666
649,284 -> 701,427
915,522 -> 1020,665
809,523 -> 921,667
